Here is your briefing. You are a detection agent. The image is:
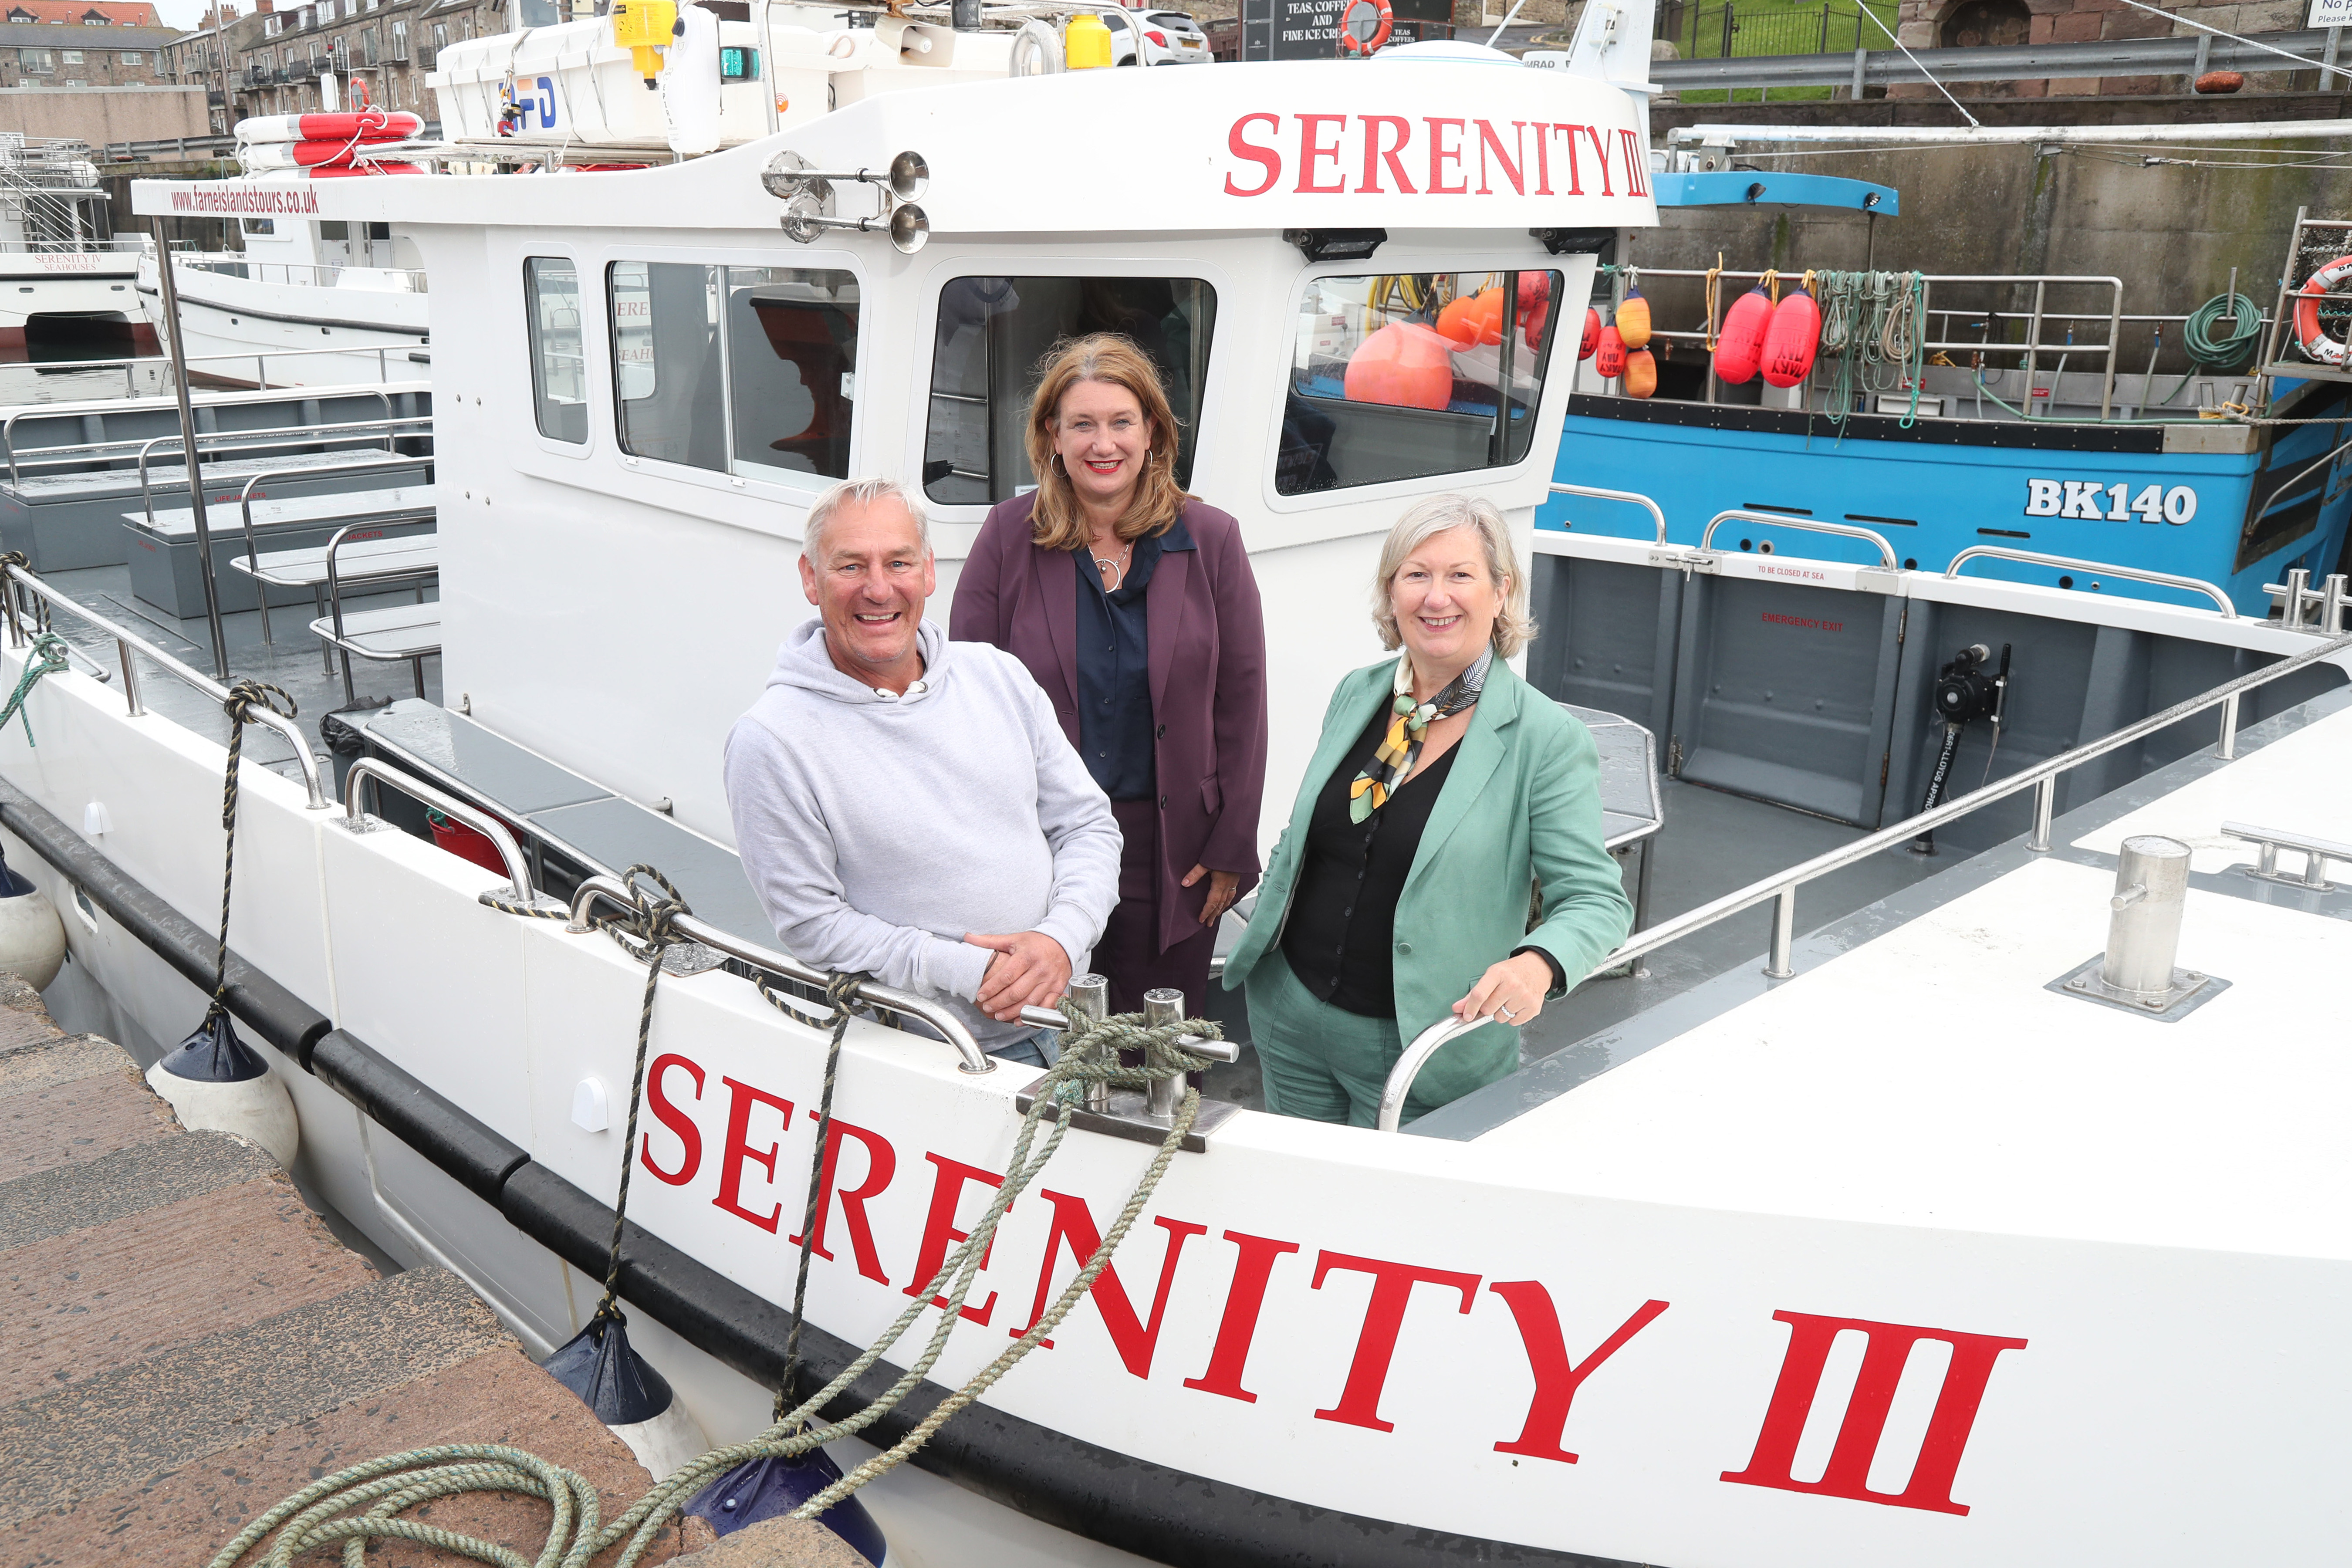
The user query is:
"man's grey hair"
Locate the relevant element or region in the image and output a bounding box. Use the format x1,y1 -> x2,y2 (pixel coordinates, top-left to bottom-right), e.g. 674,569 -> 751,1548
802,476 -> 932,563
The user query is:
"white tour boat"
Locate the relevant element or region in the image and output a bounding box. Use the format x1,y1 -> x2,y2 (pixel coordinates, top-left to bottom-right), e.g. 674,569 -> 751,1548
0,135 -> 147,354
0,3 -> 2344,1565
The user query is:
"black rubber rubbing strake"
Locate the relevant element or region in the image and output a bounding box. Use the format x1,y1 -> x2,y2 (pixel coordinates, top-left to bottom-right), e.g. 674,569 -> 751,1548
0,774 -> 332,1068
311,1029 -> 527,1204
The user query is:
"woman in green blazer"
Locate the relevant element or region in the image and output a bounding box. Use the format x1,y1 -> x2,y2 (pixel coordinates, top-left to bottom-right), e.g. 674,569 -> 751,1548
1222,493 -> 1633,1126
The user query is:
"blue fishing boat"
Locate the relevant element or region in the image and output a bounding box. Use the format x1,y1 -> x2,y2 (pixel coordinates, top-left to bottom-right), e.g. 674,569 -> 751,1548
1548,144 -> 2352,621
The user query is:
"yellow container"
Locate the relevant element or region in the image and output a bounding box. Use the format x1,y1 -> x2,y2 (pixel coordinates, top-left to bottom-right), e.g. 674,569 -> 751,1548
1065,11 -> 1115,68
612,0 -> 678,84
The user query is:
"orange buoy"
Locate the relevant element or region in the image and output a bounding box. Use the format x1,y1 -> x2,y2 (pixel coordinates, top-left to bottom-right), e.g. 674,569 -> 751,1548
1579,307 -> 1600,360
1714,285 -> 1773,385
1522,297 -> 1550,353
1343,321 -> 1457,410
1436,293 -> 1481,346
1616,289 -> 1652,350
1465,287 -> 1507,345
1762,286 -> 1822,389
1594,324 -> 1627,380
1623,349 -> 1658,399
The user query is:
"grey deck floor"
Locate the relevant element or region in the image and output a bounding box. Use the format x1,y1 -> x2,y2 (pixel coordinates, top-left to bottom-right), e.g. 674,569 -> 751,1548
29,561 -> 440,790
1199,778 -> 1956,1111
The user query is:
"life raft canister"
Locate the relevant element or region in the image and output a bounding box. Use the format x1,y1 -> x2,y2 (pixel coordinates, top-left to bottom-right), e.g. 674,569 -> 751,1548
2294,254 -> 2352,368
1336,0 -> 1392,55
1761,286 -> 1822,388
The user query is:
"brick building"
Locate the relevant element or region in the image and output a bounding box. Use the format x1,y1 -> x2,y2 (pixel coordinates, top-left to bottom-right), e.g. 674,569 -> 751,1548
163,0 -> 504,132
0,0 -> 176,92
1894,0 -> 2309,93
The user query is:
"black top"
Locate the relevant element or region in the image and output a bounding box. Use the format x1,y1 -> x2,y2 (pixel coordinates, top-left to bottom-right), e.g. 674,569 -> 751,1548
1280,703 -> 1460,1017
1073,515 -> 1194,802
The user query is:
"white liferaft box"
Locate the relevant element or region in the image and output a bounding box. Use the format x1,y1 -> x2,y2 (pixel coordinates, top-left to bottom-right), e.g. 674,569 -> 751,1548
429,14 -> 771,148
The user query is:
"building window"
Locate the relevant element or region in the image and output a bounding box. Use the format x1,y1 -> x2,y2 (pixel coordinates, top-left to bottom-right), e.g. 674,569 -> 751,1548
3,10 -> 31,21
263,14 -> 277,32
923,275 -> 1213,505
18,48 -> 51,71
60,48 -> 79,61
1277,270 -> 1561,496
120,48 -> 139,61
526,258 -> 586,444
431,21 -> 444,48
360,24 -> 375,62
389,17 -> 404,55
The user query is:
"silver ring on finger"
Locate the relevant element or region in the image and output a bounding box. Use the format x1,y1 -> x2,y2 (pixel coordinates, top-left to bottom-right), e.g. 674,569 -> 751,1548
1498,1005 -> 1517,1021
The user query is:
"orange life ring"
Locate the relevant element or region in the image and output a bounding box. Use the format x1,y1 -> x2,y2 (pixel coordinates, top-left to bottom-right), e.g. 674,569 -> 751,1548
1336,0 -> 1392,55
2294,254 -> 2352,367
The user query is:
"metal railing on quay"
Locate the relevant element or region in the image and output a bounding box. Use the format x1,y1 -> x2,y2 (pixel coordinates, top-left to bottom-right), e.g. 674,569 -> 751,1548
1379,625 -> 2352,1127
0,561 -> 330,810
4,411 -> 428,490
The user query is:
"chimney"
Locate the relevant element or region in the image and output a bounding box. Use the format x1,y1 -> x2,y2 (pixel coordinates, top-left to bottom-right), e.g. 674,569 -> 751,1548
255,0 -> 270,10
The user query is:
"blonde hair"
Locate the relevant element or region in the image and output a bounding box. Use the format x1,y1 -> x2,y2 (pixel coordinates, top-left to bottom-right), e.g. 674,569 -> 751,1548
1371,493 -> 1537,658
1022,334 -> 1191,552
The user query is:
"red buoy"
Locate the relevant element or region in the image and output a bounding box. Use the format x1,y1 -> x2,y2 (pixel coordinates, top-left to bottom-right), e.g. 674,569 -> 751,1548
1714,286 -> 1773,385
1579,307 -> 1600,361
1344,321 -> 1457,410
1761,287 -> 1822,389
1594,324 -> 1627,380
1522,297 -> 1550,353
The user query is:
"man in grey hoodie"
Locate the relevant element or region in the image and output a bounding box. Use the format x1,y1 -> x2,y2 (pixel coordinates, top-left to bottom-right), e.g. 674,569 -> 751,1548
723,477 -> 1120,1065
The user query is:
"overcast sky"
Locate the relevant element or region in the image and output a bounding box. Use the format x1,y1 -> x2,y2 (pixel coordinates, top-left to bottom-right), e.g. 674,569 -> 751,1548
147,0 -> 227,30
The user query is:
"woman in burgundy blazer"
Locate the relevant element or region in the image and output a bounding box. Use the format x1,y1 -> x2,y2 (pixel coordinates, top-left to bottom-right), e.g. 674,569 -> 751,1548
950,335 -> 1267,1016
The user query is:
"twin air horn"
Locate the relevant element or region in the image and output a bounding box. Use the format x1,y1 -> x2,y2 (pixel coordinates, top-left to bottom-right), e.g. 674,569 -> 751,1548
762,149 -> 931,254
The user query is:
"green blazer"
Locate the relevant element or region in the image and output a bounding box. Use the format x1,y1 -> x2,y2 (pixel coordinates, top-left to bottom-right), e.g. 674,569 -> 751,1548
1223,655 -> 1634,1111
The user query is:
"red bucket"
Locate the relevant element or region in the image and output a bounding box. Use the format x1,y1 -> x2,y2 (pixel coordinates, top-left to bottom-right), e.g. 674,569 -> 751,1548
426,808 -> 514,876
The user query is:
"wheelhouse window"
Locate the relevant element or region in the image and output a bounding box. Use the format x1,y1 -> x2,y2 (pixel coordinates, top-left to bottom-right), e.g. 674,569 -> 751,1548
607,260 -> 859,480
921,275 -> 1216,507
524,257 -> 585,444
726,266 -> 857,479
1279,270 -> 1560,496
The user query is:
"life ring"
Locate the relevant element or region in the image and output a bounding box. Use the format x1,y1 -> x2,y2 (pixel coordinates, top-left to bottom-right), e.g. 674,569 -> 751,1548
1336,0 -> 1392,55
2294,254 -> 2352,367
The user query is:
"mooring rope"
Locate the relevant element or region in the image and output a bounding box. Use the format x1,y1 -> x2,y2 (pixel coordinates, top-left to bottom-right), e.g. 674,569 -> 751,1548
203,880 -> 1223,1568
0,630 -> 71,748
202,680 -> 297,1027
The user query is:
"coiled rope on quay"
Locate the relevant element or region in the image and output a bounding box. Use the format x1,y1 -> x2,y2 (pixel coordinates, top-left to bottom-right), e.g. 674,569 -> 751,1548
201,864 -> 1225,1568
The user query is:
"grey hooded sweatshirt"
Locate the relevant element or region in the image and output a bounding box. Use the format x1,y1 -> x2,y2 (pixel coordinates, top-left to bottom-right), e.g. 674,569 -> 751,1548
723,618 -> 1120,1050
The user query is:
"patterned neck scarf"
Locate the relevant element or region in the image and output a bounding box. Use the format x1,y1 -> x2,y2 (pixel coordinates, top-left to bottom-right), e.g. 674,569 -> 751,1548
1348,649 -> 1490,822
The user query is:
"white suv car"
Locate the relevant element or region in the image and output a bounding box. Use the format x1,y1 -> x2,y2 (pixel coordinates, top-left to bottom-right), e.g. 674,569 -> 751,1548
1095,7 -> 1211,64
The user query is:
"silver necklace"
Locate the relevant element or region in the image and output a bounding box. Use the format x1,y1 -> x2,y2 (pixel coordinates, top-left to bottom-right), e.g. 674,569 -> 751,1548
1091,539 -> 1133,591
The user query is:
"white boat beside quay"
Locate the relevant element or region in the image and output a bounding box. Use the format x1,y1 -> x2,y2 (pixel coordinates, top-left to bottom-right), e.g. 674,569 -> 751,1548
0,5 -> 2345,1565
0,135 -> 148,354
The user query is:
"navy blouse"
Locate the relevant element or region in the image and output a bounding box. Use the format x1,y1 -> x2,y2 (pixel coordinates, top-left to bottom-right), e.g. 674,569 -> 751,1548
1074,514 -> 1194,801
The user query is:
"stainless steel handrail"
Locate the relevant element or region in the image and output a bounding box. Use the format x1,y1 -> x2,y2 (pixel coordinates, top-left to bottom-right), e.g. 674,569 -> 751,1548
343,756 -> 531,904
567,873 -> 997,1075
134,408 -> 415,525
239,462 -> 436,649
1700,508 -> 1898,568
7,413 -> 431,490
1378,626 -> 2352,1127
1377,1015 -> 1487,1133
0,561 -> 331,809
0,381 -> 410,489
1549,482 -> 1669,546
1944,545 -> 2237,618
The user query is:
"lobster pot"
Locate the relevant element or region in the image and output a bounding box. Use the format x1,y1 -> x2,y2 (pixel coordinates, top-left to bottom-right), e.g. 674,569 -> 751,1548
430,13 -> 772,147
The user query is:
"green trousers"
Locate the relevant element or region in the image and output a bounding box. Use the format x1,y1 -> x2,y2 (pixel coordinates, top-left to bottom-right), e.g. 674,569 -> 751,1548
1244,951 -> 1439,1128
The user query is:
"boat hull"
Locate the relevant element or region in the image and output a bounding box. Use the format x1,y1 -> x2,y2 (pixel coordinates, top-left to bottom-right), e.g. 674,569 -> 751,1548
136,256 -> 431,388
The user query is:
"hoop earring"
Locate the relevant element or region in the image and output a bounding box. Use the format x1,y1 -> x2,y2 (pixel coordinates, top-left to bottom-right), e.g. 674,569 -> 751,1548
1051,453 -> 1067,476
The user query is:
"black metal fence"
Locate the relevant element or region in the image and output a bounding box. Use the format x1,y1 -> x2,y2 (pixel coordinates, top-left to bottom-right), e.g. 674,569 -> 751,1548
1678,1 -> 1901,60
